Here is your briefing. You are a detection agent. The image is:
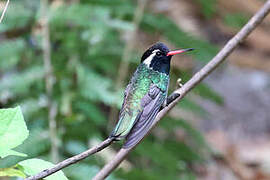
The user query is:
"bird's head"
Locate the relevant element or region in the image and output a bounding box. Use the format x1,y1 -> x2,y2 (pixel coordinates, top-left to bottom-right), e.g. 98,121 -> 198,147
141,42 -> 193,74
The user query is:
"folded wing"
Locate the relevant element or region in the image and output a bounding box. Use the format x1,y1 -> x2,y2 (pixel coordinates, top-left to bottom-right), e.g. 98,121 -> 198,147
123,84 -> 165,148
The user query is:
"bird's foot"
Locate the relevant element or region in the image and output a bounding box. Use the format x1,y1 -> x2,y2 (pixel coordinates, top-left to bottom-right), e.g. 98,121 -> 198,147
159,93 -> 180,111
166,93 -> 180,106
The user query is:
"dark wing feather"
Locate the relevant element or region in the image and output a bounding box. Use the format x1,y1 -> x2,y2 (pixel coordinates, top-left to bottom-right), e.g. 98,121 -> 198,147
123,84 -> 165,148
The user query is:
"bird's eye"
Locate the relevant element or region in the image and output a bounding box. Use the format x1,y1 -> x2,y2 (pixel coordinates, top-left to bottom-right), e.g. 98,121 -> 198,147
156,52 -> 162,57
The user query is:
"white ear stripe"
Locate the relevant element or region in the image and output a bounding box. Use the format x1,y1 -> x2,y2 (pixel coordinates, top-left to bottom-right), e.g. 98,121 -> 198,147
143,49 -> 160,67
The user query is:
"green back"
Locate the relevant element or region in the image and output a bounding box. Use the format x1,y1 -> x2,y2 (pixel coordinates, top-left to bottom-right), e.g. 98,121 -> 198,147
112,64 -> 169,137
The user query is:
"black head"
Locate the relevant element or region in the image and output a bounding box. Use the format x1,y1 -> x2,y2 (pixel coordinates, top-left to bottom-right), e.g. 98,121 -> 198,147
141,42 -> 193,75
141,43 -> 171,75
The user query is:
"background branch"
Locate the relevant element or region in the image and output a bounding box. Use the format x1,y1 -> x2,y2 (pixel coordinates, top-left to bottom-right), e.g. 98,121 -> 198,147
108,0 -> 147,127
0,0 -> 9,23
93,1 -> 270,179
40,0 -> 58,163
115,0 -> 147,88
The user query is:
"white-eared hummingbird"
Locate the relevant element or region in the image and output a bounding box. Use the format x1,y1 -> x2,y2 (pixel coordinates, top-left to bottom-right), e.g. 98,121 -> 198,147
110,42 -> 194,148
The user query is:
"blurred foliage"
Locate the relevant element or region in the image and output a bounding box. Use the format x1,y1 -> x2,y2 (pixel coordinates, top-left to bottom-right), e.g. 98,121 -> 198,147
193,0 -> 217,18
0,2 -> 34,33
0,0 -> 224,179
141,14 -> 219,62
223,13 -> 250,29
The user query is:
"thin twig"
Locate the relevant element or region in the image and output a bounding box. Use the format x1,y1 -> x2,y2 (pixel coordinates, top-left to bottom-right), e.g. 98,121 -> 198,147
25,138 -> 114,180
93,1 -> 270,179
40,0 -> 58,163
0,0 -> 10,23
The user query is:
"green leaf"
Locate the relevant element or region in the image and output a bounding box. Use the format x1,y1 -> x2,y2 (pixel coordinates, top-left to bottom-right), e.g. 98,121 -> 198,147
0,167 -> 26,178
0,129 -> 50,168
0,106 -> 29,158
0,149 -> 27,158
18,158 -> 68,180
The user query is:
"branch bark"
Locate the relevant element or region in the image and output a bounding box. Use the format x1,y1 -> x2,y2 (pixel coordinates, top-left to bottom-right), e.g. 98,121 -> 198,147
93,1 -> 270,179
25,0 -> 270,179
25,138 -> 114,180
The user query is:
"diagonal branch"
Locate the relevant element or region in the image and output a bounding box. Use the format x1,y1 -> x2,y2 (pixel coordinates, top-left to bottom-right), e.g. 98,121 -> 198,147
25,138 -> 114,180
93,1 -> 270,179
25,0 -> 270,179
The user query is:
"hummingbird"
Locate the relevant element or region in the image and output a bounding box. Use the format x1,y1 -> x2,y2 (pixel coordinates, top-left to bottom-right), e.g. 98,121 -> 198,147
110,42 -> 194,148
